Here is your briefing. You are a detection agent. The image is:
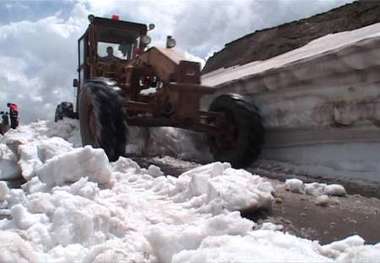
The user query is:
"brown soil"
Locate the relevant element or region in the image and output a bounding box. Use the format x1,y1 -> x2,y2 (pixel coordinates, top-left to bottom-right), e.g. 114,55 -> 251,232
244,180 -> 380,244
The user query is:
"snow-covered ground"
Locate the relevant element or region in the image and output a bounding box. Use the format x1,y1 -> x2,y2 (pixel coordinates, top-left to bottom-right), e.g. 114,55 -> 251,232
0,120 -> 379,262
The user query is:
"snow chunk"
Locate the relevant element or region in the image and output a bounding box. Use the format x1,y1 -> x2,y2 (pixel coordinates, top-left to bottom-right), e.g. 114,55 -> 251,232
172,230 -> 331,263
325,184 -> 347,196
320,235 -> 365,258
285,178 -> 305,193
305,182 -> 327,196
173,162 -> 273,213
139,87 -> 157,96
11,204 -> 48,230
36,137 -> 73,162
18,143 -> 43,180
145,212 -> 254,263
259,222 -> 283,231
111,157 -> 141,174
0,144 -> 20,180
0,181 -> 9,201
46,118 -> 81,146
36,146 -> 112,187
315,195 -> 330,207
18,138 -> 73,180
206,168 -> 273,212
335,244 -> 380,262
0,231 -> 38,263
285,178 -> 347,197
147,165 -> 164,178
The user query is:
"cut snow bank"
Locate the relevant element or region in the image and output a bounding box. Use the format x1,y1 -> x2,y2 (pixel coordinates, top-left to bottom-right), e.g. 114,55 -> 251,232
202,22 -> 380,87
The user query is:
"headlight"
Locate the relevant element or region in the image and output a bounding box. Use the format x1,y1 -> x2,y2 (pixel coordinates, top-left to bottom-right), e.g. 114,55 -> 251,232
166,36 -> 176,48
141,35 -> 151,45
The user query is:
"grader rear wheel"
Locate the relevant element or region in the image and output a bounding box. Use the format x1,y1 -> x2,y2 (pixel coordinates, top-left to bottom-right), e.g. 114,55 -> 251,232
54,102 -> 75,122
79,78 -> 128,161
208,94 -> 264,168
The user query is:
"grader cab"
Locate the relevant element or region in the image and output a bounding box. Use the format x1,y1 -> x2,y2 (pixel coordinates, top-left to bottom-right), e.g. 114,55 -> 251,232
57,15 -> 264,168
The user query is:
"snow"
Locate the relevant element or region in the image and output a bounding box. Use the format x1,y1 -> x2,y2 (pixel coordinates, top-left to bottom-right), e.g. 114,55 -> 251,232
0,181 -> 9,201
0,144 -> 19,180
285,178 -> 304,194
286,178 -> 346,197
305,182 -> 346,197
0,230 -> 38,263
315,195 -> 330,207
202,22 -> 380,87
325,184 -> 347,197
36,146 -> 112,187
140,87 -> 158,95
0,120 -> 379,262
126,126 -> 211,162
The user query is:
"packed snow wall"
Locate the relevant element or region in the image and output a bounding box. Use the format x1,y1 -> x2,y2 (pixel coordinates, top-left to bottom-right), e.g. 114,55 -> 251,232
202,23 -> 380,185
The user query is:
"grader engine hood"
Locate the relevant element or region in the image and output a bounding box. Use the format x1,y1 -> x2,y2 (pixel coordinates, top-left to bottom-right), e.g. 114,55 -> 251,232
137,47 -> 201,83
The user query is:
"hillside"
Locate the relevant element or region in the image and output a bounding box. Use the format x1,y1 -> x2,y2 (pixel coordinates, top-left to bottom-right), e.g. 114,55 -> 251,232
203,0 -> 380,73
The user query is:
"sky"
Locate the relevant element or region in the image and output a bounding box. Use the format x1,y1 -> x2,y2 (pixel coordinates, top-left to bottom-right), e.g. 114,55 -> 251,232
0,0 -> 355,123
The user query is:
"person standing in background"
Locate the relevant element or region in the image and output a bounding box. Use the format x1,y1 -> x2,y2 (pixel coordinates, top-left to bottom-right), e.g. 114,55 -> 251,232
0,111 -> 9,134
7,103 -> 19,129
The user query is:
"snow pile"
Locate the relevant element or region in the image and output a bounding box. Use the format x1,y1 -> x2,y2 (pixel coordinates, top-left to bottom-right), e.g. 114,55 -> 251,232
0,157 -> 274,262
36,146 -> 112,187
174,232 -> 380,263
0,120 -> 78,181
145,212 -> 254,262
285,178 -> 347,197
171,162 -> 274,213
0,120 -> 379,262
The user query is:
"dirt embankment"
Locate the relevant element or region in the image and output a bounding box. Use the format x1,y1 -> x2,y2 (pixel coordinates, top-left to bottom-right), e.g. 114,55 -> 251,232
203,0 -> 380,74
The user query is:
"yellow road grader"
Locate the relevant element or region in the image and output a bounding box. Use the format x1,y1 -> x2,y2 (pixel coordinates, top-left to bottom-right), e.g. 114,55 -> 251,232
55,15 -> 264,168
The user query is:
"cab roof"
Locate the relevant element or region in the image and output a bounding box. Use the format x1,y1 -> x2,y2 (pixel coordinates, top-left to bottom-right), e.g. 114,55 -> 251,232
90,16 -> 147,33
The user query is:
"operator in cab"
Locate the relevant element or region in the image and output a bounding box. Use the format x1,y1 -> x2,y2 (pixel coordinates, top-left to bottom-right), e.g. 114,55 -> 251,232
100,46 -> 121,61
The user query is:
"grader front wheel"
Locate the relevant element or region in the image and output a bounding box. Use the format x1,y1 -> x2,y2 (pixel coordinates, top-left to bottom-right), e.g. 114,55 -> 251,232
79,78 -> 128,161
207,94 -> 264,168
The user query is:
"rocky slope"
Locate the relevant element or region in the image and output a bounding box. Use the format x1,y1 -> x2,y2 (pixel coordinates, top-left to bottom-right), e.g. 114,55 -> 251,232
203,0 -> 380,73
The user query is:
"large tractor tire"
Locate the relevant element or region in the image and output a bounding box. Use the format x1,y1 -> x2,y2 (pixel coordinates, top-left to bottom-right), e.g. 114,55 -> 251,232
54,102 -> 75,122
79,79 -> 128,161
207,94 -> 264,168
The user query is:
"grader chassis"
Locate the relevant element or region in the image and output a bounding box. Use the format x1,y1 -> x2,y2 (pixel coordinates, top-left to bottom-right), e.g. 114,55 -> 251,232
57,15 -> 264,168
